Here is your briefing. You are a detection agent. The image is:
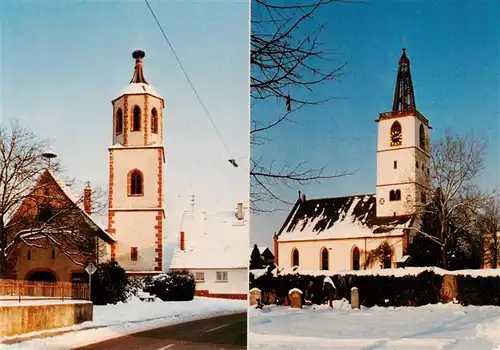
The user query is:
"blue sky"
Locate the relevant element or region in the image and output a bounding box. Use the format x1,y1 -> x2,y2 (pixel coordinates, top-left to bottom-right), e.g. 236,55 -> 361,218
1,0 -> 250,269
251,0 -> 500,249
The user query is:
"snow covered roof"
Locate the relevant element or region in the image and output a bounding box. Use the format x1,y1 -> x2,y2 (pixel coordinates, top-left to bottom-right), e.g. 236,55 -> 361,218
277,194 -> 415,242
115,83 -> 163,101
47,169 -> 115,243
7,169 -> 115,244
170,205 -> 249,269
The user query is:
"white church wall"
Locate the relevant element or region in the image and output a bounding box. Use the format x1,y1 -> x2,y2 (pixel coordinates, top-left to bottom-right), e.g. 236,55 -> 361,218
376,115 -> 430,217
278,236 -> 404,271
112,148 -> 161,208
113,210 -> 160,271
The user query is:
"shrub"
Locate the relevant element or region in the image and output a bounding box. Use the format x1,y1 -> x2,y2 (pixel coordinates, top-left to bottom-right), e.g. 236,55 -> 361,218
144,270 -> 196,301
91,260 -> 129,305
126,275 -> 150,298
456,275 -> 500,306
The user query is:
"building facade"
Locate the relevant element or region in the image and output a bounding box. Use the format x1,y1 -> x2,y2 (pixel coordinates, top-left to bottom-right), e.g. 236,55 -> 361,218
275,48 -> 430,272
170,203 -> 248,299
7,169 -> 114,282
107,50 -> 165,276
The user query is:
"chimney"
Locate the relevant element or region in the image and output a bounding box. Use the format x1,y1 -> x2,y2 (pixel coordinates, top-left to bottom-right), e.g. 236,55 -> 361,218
180,231 -> 185,250
236,202 -> 244,220
83,184 -> 92,215
273,233 -> 279,265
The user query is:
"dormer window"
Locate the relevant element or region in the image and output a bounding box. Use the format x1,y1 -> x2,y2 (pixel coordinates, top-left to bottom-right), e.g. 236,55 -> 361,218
38,204 -> 54,222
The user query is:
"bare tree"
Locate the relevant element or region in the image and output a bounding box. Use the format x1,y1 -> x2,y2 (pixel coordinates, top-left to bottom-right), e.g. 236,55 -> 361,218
477,194 -> 500,268
250,0 -> 357,211
0,121 -> 107,277
409,129 -> 488,269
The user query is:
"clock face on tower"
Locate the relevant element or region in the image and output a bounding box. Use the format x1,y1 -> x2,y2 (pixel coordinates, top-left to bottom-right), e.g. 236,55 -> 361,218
390,128 -> 402,146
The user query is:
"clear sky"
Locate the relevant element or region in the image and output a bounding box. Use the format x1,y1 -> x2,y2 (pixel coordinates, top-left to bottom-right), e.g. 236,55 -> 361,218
251,0 -> 500,250
1,0 -> 250,269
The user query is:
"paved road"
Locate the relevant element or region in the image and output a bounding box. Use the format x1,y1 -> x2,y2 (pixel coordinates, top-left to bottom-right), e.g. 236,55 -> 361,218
74,312 -> 247,350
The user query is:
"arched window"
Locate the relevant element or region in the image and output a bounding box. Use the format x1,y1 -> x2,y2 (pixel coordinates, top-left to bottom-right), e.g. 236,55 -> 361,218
291,248 -> 299,267
419,124 -> 425,149
395,189 -> 401,201
51,248 -> 55,260
115,108 -> 123,134
352,246 -> 360,270
128,169 -> 143,196
390,121 -> 403,146
320,247 -> 329,270
151,108 -> 158,134
132,106 -> 141,132
389,190 -> 395,201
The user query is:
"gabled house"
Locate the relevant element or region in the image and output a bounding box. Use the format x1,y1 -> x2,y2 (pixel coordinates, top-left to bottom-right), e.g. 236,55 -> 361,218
170,203 -> 248,299
274,193 -> 415,271
5,169 -> 115,282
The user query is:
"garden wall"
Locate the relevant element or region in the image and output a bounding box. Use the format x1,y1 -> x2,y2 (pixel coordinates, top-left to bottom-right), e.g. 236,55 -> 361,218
0,300 -> 92,337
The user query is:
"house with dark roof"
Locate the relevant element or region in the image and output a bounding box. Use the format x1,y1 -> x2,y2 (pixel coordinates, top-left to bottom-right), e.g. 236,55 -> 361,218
273,48 -> 431,272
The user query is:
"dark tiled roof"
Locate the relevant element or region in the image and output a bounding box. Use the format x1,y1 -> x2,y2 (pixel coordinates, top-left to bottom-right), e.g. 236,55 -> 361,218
278,194 -> 413,238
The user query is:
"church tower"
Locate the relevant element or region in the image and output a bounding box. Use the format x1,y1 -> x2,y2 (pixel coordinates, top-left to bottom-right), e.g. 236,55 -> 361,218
375,48 -> 431,218
107,50 -> 165,274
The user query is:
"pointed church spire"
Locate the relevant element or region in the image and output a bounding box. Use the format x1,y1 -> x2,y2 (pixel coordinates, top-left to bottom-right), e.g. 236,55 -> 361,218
130,50 -> 149,84
392,48 -> 415,112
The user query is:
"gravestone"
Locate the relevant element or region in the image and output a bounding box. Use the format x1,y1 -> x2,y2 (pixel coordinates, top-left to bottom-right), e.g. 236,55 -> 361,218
351,287 -> 360,309
249,288 -> 261,306
288,288 -> 303,309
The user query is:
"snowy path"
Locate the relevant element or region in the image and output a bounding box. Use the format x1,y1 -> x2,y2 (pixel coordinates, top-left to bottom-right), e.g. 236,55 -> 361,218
1,297 -> 247,349
249,301 -> 500,350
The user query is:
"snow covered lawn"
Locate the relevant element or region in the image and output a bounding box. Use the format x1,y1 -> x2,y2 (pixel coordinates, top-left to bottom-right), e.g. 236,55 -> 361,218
249,300 -> 500,349
1,297 -> 247,349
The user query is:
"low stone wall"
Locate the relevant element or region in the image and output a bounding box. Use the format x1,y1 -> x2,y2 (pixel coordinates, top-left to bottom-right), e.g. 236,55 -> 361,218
0,301 -> 93,337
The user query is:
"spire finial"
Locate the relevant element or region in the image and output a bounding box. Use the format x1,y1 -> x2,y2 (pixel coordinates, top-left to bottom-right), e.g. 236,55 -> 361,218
392,47 -> 416,112
130,49 -> 148,84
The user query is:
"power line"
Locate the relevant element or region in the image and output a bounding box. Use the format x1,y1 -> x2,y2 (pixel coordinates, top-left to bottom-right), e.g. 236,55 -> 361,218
144,0 -> 237,167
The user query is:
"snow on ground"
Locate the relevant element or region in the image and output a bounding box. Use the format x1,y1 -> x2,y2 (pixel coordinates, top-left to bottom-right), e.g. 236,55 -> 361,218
249,300 -> 500,350
1,297 -> 246,349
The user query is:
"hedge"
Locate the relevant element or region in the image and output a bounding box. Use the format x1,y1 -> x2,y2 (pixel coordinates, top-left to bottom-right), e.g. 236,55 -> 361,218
251,270 -> 500,308
456,275 -> 500,306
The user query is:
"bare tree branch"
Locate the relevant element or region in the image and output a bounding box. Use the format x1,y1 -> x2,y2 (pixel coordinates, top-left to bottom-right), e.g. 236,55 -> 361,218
250,0 -> 357,212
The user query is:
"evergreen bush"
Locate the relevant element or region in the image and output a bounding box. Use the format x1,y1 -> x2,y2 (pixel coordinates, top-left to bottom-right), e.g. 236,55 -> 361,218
91,260 -> 129,305
456,275 -> 500,306
144,270 -> 196,301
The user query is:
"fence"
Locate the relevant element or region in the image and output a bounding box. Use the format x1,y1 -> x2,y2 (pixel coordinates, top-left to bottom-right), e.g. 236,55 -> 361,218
0,278 -> 89,302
